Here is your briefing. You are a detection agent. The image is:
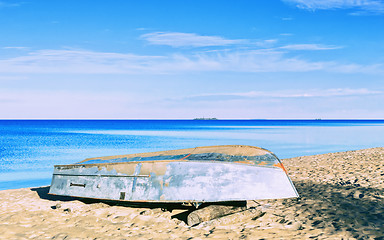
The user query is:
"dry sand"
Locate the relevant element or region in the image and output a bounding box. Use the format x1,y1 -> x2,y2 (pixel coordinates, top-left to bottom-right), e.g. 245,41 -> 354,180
0,147 -> 383,239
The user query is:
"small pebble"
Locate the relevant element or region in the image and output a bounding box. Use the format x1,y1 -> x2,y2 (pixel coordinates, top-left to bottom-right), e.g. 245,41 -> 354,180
353,191 -> 364,199
290,222 -> 302,230
51,203 -> 61,210
64,208 -> 72,213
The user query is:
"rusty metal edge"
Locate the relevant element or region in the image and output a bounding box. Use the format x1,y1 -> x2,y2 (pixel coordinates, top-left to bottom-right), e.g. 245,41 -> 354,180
53,159 -> 282,169
273,155 -> 300,198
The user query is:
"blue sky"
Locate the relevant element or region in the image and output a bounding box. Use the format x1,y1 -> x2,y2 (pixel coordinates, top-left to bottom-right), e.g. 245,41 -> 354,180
0,0 -> 383,119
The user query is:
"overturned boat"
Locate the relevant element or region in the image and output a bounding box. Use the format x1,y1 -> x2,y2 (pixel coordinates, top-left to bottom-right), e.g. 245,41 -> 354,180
49,145 -> 299,203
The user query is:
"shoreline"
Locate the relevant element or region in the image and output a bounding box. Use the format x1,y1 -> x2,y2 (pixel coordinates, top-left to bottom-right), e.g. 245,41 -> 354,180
1,147 -> 383,239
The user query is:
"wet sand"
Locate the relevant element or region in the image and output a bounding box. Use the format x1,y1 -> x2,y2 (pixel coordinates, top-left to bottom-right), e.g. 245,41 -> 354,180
0,147 -> 383,239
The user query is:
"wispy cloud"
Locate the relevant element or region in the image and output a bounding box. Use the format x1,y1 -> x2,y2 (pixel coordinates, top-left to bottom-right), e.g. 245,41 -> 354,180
3,46 -> 29,50
254,39 -> 279,48
0,49 -> 165,74
0,47 -> 382,75
141,32 -> 247,47
0,1 -> 23,8
279,44 -> 342,50
0,48 -> 322,74
178,88 -> 383,102
283,0 -> 384,14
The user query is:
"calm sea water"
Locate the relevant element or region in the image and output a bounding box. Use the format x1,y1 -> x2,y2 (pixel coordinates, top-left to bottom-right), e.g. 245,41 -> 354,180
1,120 -> 384,191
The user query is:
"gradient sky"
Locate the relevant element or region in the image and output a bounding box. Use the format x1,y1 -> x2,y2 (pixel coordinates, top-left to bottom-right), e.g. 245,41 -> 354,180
0,0 -> 383,119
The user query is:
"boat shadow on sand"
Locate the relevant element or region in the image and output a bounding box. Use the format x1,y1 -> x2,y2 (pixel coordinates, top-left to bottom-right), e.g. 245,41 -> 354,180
30,186 -> 246,223
31,182 -> 383,237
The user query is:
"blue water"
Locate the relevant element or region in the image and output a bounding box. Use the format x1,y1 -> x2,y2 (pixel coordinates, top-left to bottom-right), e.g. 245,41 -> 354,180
1,120 -> 384,190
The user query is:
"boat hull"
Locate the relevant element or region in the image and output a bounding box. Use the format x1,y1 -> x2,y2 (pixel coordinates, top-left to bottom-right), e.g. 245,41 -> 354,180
49,161 -> 298,202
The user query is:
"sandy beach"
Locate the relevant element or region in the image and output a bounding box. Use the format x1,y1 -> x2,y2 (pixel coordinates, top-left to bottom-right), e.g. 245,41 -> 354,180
0,147 -> 383,240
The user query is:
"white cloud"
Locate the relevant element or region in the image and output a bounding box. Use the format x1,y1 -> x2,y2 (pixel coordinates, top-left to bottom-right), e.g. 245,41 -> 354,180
279,44 -> 342,50
0,47 -> 382,75
179,88 -> 383,102
3,46 -> 29,50
0,1 -> 22,8
238,88 -> 380,98
140,32 -> 247,47
283,0 -> 384,14
254,39 -> 279,48
2,87 -> 383,119
0,49 -> 165,74
2,32 -> 363,76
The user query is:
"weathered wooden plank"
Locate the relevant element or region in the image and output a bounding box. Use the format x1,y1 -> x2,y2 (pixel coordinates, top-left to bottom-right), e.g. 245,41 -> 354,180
187,205 -> 247,226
